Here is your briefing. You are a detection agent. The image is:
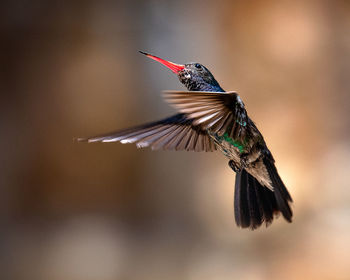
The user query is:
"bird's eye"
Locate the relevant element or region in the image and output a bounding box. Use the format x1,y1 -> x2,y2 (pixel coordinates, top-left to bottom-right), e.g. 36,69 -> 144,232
195,63 -> 202,69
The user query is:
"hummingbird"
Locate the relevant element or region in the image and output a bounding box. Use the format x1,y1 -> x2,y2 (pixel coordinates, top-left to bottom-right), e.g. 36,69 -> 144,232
78,51 -> 293,229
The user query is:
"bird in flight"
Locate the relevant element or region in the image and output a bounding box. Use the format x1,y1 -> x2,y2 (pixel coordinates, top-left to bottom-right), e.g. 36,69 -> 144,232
78,51 -> 293,229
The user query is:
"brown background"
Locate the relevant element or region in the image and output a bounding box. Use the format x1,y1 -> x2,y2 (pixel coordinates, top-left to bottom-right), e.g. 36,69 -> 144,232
1,1 -> 350,279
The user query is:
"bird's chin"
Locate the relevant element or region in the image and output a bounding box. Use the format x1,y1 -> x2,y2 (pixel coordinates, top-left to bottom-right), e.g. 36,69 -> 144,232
184,73 -> 191,79
178,70 -> 191,82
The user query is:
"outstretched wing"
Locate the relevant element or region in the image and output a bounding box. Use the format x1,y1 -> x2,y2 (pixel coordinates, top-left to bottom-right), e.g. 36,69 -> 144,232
77,113 -> 217,152
163,91 -> 248,139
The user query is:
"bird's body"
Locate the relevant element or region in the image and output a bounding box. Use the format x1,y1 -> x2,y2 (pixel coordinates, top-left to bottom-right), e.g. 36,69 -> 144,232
79,52 -> 293,229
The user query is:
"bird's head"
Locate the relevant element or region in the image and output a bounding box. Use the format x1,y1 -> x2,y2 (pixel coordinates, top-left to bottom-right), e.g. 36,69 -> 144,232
139,51 -> 223,92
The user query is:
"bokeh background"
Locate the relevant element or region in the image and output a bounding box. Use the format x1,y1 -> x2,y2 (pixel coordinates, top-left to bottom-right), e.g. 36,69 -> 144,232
1,0 -> 350,279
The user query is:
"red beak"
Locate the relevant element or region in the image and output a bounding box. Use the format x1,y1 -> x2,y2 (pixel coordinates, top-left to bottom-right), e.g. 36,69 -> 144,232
139,51 -> 185,74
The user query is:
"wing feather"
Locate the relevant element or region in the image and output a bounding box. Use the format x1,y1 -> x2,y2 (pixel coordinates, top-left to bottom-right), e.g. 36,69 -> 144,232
77,113 -> 217,152
163,91 -> 248,138
78,90 -> 247,153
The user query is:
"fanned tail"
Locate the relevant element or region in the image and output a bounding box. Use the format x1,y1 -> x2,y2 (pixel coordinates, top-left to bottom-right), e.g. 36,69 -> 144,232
233,159 -> 293,229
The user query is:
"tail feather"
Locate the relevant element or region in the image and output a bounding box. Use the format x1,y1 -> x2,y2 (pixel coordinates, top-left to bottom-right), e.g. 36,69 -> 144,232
247,173 -> 263,228
255,182 -> 275,224
233,159 -> 293,229
263,158 -> 293,222
234,171 -> 250,228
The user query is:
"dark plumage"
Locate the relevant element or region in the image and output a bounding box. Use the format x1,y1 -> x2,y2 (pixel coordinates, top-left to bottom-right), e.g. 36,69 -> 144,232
234,162 -> 292,229
78,51 -> 293,229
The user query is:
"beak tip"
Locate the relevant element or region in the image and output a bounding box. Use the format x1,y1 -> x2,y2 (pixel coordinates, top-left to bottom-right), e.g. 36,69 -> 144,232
139,50 -> 149,56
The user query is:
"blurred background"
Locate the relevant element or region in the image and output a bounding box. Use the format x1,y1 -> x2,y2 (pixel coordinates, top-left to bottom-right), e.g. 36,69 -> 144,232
1,0 -> 350,279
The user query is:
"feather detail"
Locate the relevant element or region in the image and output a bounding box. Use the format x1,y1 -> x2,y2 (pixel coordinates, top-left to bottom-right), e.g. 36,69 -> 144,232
77,114 -> 217,152
163,91 -> 247,135
232,161 -> 293,229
